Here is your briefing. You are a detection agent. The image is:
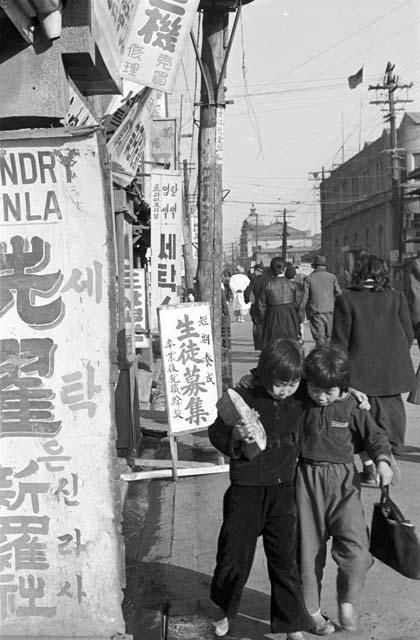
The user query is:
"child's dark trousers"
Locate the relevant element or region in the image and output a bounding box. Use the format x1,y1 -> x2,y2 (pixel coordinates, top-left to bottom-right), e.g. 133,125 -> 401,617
210,482 -> 311,633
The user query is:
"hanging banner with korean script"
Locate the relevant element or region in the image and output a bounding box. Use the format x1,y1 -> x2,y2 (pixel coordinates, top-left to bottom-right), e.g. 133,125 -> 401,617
107,87 -> 158,186
0,127 -> 124,636
150,170 -> 183,331
121,0 -> 200,94
151,117 -> 177,169
133,267 -> 151,347
158,303 -> 218,433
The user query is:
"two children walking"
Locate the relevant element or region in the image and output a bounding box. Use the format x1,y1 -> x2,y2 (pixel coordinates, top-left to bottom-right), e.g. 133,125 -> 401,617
208,339 -> 393,639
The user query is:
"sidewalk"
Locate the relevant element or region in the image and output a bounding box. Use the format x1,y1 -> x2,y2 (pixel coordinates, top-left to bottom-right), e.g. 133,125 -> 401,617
122,316 -> 420,640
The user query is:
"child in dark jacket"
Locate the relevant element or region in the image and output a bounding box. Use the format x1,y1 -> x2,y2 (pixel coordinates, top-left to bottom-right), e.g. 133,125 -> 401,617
208,339 -> 311,639
293,346 -> 393,639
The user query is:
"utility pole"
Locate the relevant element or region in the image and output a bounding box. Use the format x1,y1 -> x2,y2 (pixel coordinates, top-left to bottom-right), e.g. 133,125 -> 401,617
309,167 -> 331,253
369,62 -> 413,268
191,1 -> 245,393
250,202 -> 259,262
182,158 -> 195,290
274,207 -> 294,261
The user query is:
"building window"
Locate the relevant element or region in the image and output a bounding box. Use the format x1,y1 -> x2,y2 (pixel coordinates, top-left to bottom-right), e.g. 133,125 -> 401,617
413,153 -> 420,170
366,228 -> 370,251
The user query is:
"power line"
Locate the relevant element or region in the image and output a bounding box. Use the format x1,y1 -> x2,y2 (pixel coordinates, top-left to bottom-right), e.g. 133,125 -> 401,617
256,0 -> 412,90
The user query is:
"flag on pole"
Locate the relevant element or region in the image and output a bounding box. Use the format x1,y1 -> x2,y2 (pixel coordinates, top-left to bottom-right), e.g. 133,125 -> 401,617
348,66 -> 363,89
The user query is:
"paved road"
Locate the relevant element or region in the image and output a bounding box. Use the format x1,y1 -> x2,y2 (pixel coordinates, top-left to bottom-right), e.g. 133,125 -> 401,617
127,314 -> 420,640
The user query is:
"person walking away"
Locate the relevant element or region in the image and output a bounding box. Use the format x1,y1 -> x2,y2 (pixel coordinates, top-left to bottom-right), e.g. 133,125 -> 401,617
229,265 -> 250,322
244,263 -> 267,350
303,255 -> 342,345
208,339 -> 311,639
407,253 -> 420,348
285,262 -> 305,342
331,254 -> 416,484
257,257 -> 305,348
292,345 -> 393,639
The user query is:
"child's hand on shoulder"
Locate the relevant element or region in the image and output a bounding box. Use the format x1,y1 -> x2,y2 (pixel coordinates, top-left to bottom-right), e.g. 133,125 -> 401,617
348,386 -> 371,410
376,460 -> 393,487
232,420 -> 259,443
237,374 -> 256,389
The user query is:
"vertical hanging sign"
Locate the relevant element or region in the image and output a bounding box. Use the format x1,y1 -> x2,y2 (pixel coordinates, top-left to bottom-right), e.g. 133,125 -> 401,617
133,267 -> 151,348
150,170 -> 183,331
0,127 -> 124,637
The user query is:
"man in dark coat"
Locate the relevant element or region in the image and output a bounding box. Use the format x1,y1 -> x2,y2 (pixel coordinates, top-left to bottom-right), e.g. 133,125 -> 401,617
245,263 -> 268,350
303,255 -> 342,345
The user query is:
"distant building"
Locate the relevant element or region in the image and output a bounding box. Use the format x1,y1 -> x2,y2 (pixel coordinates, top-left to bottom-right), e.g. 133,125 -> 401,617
320,112 -> 420,285
238,203 -> 315,270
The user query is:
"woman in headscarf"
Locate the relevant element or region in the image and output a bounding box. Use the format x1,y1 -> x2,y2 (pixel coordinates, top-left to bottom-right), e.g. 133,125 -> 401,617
257,257 -> 304,348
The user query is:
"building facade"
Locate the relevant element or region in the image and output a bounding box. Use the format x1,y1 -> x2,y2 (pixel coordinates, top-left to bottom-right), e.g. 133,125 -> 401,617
320,112 -> 420,285
238,203 -> 314,269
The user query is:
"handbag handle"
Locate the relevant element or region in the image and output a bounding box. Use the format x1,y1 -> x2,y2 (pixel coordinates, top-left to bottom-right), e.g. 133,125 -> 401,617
380,485 -> 409,523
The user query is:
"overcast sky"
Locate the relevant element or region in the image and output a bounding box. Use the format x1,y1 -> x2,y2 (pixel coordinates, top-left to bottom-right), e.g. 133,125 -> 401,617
169,0 -> 420,249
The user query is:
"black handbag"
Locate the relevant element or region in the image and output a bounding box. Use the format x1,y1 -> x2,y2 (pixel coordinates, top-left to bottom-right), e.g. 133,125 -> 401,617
369,486 -> 420,579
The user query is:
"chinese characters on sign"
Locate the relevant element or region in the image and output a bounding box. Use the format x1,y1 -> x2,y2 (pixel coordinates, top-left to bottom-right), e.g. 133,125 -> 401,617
107,87 -> 158,185
150,170 -> 183,331
0,129 -> 124,635
121,0 -> 200,93
158,303 -> 218,434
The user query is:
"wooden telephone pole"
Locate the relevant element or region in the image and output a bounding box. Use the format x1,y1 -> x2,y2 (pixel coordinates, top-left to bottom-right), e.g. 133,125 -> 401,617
274,208 -> 295,261
191,0 -> 251,392
369,62 -> 413,267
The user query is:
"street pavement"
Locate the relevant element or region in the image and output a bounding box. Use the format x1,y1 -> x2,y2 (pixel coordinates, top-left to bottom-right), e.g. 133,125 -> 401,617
124,312 -> 420,640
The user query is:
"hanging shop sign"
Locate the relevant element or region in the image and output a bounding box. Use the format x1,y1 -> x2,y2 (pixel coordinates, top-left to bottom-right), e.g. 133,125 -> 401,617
121,0 -> 200,93
133,267 -> 151,348
158,302 -> 218,434
0,127 -> 124,637
151,117 -> 177,169
93,0 -> 138,80
107,87 -> 158,187
150,170 -> 183,331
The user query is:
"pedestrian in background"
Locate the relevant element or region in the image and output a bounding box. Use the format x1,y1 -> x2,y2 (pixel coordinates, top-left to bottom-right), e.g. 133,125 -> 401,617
229,265 -> 250,322
303,255 -> 342,345
244,262 -> 267,350
257,256 -> 304,348
331,253 -> 416,483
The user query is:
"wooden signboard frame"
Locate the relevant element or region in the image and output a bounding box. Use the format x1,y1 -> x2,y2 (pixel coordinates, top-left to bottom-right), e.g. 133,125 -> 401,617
122,302 -> 228,481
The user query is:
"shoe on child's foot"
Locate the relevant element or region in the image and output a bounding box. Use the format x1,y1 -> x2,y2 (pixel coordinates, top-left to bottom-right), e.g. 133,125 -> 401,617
213,616 -> 229,637
360,464 -> 378,486
310,611 -> 335,635
286,632 -> 306,640
338,601 -> 358,632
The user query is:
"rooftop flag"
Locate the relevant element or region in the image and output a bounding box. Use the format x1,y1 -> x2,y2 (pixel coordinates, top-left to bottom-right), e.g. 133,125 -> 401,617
348,66 -> 363,89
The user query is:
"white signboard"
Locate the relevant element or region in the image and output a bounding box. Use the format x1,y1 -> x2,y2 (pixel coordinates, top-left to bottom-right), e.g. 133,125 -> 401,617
93,0 -> 138,78
107,87 -> 158,185
158,303 -> 218,434
133,267 -> 151,347
121,0 -> 200,93
150,170 -> 183,331
0,128 -> 124,636
151,117 -> 177,169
